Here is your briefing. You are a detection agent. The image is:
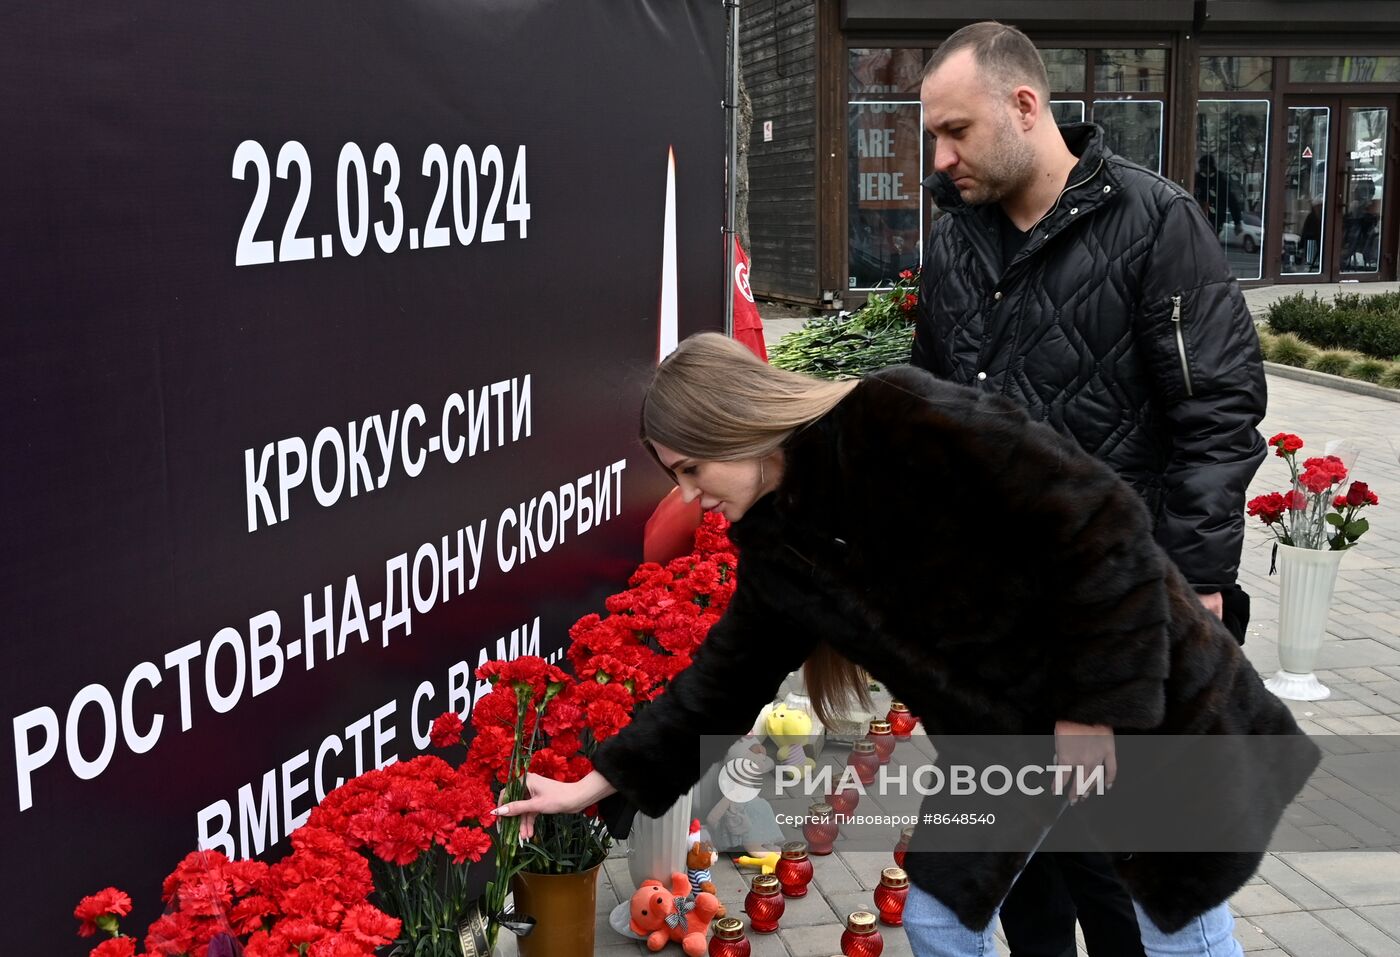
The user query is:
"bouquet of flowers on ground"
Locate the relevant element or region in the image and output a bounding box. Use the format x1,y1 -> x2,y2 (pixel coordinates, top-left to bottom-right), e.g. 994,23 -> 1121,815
74,517 -> 741,957
304,755 -> 496,956
769,268 -> 921,378
74,827 -> 402,957
566,512 -> 737,707
430,654 -> 629,950
1248,432 -> 1381,551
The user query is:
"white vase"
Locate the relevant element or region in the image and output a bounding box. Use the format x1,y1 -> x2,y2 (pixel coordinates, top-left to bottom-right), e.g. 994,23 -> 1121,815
1264,544 -> 1346,701
608,790 -> 693,938
625,790 -> 693,887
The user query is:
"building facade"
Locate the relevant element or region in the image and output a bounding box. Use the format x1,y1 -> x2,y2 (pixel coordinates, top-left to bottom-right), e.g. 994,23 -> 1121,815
742,0 -> 1400,305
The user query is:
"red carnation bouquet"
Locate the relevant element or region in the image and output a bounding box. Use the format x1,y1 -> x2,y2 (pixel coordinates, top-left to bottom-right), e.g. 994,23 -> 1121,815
1248,432 -> 1381,551
566,512 -> 737,706
72,756 -> 492,957
73,515 -> 740,957
73,828 -> 402,957
302,755 -> 496,956
430,655 -> 622,950
433,513 -> 739,949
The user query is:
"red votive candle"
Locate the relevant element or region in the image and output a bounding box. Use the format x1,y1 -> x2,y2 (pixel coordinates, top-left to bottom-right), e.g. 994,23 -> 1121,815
887,701 -> 918,740
874,867 -> 909,926
848,741 -> 880,786
775,841 -> 814,898
743,874 -> 784,933
867,720 -> 896,764
803,802 -> 839,855
840,911 -> 884,957
709,916 -> 751,957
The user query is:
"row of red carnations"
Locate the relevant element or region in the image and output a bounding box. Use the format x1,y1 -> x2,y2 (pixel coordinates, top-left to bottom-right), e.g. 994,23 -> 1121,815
74,514 -> 737,957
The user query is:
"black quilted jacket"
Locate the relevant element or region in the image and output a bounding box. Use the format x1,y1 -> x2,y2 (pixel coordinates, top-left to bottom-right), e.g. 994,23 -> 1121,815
912,124 -> 1267,591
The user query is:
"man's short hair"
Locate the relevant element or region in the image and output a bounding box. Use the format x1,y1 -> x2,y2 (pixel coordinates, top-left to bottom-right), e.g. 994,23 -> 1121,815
923,21 -> 1050,99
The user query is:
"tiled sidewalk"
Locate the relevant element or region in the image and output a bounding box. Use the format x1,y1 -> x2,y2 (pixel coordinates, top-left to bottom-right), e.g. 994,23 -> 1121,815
578,297 -> 1400,956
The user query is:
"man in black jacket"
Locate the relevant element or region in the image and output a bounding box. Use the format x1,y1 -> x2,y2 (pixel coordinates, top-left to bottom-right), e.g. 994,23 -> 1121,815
912,21 -> 1267,957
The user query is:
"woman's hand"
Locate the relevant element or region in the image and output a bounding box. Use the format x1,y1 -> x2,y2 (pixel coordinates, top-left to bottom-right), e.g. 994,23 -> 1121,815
1052,720 -> 1116,804
494,770 -> 617,842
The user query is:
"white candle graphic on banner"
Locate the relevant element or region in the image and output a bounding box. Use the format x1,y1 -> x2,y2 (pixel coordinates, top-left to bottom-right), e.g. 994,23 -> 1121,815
659,147 -> 678,361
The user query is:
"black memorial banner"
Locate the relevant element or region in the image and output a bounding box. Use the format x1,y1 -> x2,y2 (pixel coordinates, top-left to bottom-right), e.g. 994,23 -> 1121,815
0,1 -> 725,945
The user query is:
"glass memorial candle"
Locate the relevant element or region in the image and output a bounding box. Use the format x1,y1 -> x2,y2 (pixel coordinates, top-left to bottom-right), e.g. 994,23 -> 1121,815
775,841 -> 814,898
873,867 -> 909,926
743,874 -> 784,933
839,911 -> 884,957
802,802 -> 839,855
708,916 -> 752,957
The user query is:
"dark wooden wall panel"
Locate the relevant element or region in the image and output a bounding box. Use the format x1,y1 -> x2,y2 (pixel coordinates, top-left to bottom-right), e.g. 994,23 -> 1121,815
743,0 -> 821,302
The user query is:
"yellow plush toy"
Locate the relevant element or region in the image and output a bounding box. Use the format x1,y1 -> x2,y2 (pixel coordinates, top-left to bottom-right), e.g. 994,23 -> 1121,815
765,704 -> 815,772
734,851 -> 780,874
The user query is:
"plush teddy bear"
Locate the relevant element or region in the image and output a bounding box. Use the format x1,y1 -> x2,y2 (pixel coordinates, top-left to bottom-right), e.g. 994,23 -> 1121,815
628,872 -> 722,956
685,819 -> 724,917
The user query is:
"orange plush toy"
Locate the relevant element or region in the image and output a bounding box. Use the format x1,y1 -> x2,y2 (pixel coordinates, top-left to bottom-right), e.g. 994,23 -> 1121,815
628,872 -> 721,956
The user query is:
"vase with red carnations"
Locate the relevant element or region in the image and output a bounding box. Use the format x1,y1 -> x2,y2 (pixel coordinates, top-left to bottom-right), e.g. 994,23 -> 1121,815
1248,433 -> 1382,700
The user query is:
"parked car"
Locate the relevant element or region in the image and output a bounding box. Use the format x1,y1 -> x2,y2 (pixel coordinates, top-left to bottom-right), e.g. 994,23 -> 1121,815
1218,211 -> 1299,256
1219,211 -> 1263,252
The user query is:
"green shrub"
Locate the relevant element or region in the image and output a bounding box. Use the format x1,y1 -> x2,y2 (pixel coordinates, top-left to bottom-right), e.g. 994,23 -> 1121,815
1336,290 -> 1400,315
1265,293 -> 1331,335
1309,350 -> 1358,377
1352,312 -> 1400,358
1350,357 -> 1389,383
1265,333 -> 1317,367
1378,366 -> 1400,390
1266,291 -> 1400,359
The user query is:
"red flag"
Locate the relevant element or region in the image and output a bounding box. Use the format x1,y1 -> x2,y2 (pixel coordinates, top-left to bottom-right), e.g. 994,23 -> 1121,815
732,238 -> 767,362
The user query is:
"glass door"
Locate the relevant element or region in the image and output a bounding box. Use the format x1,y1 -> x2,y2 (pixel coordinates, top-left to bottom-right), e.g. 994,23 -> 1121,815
1338,103 -> 1390,275
1279,97 -> 1396,281
1279,103 -> 1332,278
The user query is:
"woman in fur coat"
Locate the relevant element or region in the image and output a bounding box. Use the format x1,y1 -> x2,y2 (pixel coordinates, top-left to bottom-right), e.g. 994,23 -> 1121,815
495,333 -> 1317,957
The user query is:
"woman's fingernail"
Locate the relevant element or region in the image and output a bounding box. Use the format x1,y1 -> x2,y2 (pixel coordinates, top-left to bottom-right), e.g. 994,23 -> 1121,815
496,805 -> 509,815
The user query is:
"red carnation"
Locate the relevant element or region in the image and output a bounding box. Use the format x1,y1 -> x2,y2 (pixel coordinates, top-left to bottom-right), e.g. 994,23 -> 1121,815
529,747 -> 570,780
242,930 -> 282,957
309,937 -> 376,957
444,826 -> 493,864
429,711 -> 465,748
1268,433 -> 1304,455
1284,490 -> 1309,511
230,894 -> 279,935
1299,455 -> 1347,492
899,269 -> 914,280
275,917 -> 331,948
1247,492 -> 1286,525
340,903 -> 402,947
89,939 -> 137,957
74,887 -> 133,937
144,911 -> 199,956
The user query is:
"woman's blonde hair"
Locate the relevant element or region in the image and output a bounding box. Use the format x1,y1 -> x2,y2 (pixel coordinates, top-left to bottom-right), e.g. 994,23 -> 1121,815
641,332 -> 872,728
642,332 -> 856,461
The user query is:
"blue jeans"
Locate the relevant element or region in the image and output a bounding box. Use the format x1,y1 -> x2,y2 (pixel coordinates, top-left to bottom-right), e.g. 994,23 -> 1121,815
903,876 -> 1244,957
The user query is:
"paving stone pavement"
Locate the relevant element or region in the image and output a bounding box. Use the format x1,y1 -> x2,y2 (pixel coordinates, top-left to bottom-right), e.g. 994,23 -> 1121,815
572,300 -> 1400,956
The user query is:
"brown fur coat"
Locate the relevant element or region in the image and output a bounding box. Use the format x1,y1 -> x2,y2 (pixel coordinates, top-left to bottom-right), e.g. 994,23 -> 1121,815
593,365 -> 1316,933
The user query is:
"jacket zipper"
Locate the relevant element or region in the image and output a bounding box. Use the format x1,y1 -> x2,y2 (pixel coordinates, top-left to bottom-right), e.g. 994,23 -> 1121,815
1027,157 -> 1107,236
1171,294 -> 1194,397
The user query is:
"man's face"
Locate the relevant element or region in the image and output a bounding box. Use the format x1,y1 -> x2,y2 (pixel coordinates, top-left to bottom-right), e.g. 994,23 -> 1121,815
921,49 -> 1035,206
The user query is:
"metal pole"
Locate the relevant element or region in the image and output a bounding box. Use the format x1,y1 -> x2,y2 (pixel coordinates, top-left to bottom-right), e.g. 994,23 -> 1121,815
723,0 -> 740,338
